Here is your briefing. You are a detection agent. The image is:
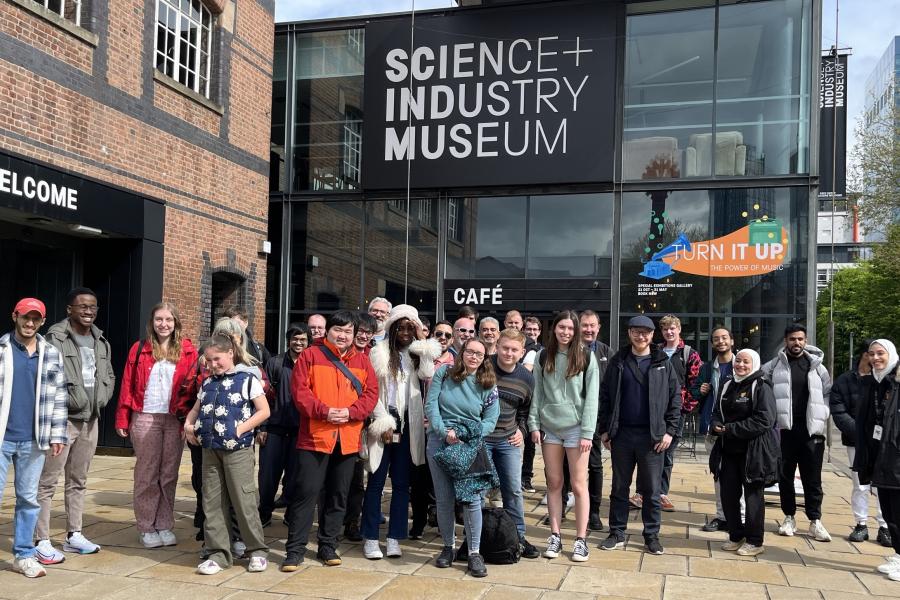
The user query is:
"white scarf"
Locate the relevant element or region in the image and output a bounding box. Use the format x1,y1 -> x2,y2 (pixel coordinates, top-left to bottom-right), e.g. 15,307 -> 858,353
870,339 -> 898,383
732,349 -> 761,383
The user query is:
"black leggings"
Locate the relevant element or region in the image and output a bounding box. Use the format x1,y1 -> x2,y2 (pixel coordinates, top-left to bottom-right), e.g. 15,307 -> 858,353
878,487 -> 900,555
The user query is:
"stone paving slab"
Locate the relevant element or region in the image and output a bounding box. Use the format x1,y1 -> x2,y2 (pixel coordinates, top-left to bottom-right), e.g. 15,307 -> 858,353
0,445 -> 897,599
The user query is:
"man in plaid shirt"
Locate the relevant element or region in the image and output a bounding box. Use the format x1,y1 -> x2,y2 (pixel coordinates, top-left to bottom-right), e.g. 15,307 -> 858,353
0,298 -> 68,578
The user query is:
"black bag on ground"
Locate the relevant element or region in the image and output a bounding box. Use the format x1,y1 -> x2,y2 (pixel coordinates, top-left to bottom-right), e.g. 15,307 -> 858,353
479,507 -> 521,564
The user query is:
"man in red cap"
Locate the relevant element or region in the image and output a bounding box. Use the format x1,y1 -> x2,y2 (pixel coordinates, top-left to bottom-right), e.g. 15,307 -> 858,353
0,298 -> 69,578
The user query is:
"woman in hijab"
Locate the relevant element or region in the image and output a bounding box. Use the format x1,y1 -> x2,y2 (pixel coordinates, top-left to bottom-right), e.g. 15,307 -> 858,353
854,339 -> 900,582
710,349 -> 777,557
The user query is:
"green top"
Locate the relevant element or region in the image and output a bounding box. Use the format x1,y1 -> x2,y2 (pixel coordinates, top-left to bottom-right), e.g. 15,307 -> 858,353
527,347 -> 600,439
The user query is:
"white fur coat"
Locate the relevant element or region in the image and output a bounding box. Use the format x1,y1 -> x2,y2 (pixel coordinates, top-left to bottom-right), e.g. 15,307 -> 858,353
365,338 -> 442,472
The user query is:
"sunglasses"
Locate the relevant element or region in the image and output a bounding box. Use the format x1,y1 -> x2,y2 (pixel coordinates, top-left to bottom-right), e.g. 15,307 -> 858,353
456,328 -> 476,334
434,332 -> 453,339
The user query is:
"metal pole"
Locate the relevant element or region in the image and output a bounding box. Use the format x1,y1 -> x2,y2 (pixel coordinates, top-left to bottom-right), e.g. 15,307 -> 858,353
403,0 -> 416,304
825,0 -> 839,464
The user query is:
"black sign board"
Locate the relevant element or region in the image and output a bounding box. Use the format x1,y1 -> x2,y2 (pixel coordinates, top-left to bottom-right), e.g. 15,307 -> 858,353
0,151 -> 156,239
819,52 -> 847,197
362,1 -> 617,190
444,278 -> 611,314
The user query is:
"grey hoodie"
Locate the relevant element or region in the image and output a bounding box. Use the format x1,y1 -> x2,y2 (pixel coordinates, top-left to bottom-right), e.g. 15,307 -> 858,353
46,319 -> 115,421
762,344 -> 831,436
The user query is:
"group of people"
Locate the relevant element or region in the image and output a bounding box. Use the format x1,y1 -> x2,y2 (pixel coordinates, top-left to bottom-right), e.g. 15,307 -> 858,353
1,293 -> 899,584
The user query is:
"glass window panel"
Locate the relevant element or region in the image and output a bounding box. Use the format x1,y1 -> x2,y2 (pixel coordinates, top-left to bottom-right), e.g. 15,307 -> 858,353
446,197 -> 527,279
618,315 -> 710,360
292,29 -> 365,192
364,200 -> 438,320
716,0 -> 811,175
527,194 -> 613,277
289,201 -> 364,315
623,8 -> 715,180
270,34 -> 288,192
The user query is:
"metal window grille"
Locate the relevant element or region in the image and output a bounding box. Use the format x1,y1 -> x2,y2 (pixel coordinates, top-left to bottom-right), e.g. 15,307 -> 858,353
154,0 -> 214,98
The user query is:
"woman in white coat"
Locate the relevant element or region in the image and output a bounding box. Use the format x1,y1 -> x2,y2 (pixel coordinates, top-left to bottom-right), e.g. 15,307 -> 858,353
362,305 -> 442,560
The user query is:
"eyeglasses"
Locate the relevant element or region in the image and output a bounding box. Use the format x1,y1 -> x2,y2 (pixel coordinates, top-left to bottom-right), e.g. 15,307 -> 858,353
356,329 -> 374,337
70,304 -> 99,313
369,309 -> 389,316
629,329 -> 653,338
456,328 -> 475,334
434,332 -> 453,340
16,314 -> 43,324
463,349 -> 485,359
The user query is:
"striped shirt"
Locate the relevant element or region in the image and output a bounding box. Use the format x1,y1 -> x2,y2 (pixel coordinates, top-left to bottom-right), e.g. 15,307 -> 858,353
487,356 -> 534,442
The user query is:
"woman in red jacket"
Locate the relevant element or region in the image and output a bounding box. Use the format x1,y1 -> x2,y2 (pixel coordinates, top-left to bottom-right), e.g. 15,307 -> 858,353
115,302 -> 198,549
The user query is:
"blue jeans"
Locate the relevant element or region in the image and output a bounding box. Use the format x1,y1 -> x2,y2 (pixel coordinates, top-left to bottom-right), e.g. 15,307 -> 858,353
361,425 -> 412,540
0,440 -> 46,558
426,434 -> 482,552
484,438 -> 525,538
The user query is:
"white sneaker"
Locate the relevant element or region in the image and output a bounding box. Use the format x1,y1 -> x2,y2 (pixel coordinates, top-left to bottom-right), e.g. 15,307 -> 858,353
64,532 -> 100,554
809,520 -> 832,542
140,531 -> 163,548
12,556 -> 46,578
197,559 -> 223,575
35,540 -> 65,565
877,554 -> 900,574
386,538 -> 402,558
248,556 -> 268,572
736,543 -> 765,557
889,570 -> 900,582
778,515 -> 796,536
540,493 -> 548,506
363,539 -> 383,560
232,540 -> 247,559
565,492 -> 576,512
157,529 -> 178,546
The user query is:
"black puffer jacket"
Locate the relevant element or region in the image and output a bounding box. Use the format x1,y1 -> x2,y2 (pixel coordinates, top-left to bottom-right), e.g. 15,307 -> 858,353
830,368 -> 866,446
853,366 -> 900,489
709,371 -> 780,486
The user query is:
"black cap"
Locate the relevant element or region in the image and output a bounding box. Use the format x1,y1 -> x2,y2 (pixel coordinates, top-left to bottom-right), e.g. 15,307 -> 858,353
627,316 -> 656,331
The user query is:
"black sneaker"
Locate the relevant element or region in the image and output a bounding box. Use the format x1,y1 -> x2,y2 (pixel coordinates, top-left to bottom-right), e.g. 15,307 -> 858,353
572,537 -> 590,562
409,525 -> 425,540
588,513 -> 604,532
260,515 -> 272,529
701,518 -> 728,532
317,545 -> 342,566
273,496 -> 288,509
848,523 -> 869,542
522,480 -> 536,493
645,538 -> 664,555
599,534 -> 625,551
520,538 -> 540,559
280,552 -> 304,572
543,533 -> 562,558
467,552 -> 487,577
542,514 -> 566,526
435,546 -> 454,568
454,539 -> 468,562
343,522 -> 362,542
877,527 -> 892,547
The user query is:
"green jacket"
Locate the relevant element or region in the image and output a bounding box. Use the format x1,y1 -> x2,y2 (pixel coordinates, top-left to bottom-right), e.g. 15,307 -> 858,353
527,348 -> 600,439
46,319 -> 115,421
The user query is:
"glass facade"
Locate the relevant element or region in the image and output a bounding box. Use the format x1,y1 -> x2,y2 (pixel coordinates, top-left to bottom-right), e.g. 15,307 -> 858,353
267,0 -> 818,353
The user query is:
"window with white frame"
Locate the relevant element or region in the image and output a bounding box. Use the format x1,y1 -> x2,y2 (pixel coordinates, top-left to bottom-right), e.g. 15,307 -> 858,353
341,118 -> 361,187
33,1 -> 83,27
419,199 -> 433,228
155,0 -> 214,98
448,198 -> 460,241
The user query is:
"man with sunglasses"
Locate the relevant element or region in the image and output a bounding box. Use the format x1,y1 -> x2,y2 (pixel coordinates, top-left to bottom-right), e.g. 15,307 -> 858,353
431,321 -> 456,368
450,316 -> 476,357
36,288 -> 114,563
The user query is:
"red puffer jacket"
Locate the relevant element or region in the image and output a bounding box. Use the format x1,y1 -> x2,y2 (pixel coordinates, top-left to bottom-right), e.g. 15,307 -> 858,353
115,338 -> 199,429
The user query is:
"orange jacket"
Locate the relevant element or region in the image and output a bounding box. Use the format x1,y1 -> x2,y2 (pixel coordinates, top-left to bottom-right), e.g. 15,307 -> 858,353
291,338 -> 378,454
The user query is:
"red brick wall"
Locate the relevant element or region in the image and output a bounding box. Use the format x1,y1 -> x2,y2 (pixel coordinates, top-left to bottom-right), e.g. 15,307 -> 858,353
0,1 -> 274,342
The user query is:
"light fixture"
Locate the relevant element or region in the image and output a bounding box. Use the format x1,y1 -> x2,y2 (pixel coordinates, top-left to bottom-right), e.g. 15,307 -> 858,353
68,224 -> 103,236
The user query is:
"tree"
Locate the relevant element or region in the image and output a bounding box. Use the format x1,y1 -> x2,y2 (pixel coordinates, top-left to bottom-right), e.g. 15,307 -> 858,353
849,106 -> 900,236
817,224 -> 900,374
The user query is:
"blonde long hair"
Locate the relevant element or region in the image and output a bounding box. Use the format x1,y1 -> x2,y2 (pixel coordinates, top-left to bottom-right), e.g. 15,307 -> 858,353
146,302 -> 184,362
212,317 -> 258,367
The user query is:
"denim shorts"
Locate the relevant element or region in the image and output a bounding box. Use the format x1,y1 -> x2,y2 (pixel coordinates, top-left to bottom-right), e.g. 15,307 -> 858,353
542,425 -> 582,448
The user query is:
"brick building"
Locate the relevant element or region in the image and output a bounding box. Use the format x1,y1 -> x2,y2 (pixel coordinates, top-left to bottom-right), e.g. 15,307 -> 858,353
0,0 -> 274,446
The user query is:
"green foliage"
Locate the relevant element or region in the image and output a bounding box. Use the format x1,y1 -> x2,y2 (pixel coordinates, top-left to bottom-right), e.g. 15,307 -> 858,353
817,227 -> 900,374
849,106 -> 900,236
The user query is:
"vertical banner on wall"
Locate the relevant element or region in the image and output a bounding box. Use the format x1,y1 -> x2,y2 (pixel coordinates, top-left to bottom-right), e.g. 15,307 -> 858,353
362,1 -> 617,190
819,51 -> 848,197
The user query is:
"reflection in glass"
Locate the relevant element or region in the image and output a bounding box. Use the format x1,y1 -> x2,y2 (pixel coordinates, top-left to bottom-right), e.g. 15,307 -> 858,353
623,8 -> 715,180
270,35 -> 288,192
528,194 -> 613,277
446,197 -> 527,278
293,29 -> 365,192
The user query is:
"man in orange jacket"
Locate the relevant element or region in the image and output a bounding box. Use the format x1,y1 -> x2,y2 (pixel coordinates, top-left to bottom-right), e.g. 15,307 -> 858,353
282,310 -> 378,571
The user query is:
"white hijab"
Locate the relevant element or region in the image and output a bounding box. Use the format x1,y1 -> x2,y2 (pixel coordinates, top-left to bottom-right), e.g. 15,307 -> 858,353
733,349 -> 761,383
869,339 -> 899,383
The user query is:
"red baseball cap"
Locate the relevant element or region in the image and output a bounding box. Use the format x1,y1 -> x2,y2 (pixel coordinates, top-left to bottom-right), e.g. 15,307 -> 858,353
14,298 -> 46,319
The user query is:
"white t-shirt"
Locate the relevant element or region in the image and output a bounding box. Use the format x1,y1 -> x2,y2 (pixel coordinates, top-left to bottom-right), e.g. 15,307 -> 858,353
523,350 -> 537,367
72,332 -> 96,394
142,360 -> 176,413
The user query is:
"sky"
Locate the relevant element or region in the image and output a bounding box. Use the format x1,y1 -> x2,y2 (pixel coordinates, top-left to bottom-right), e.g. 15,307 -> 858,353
275,0 -> 900,153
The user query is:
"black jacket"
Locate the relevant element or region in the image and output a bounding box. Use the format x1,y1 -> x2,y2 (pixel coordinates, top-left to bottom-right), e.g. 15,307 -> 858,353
709,372 -> 779,486
263,351 -> 301,429
598,345 -> 680,443
588,341 -> 611,384
853,368 -> 900,489
246,329 -> 272,365
830,369 -> 866,446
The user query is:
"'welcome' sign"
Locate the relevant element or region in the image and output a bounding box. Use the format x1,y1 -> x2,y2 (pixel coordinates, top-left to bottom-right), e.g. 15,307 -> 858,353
362,1 -> 616,190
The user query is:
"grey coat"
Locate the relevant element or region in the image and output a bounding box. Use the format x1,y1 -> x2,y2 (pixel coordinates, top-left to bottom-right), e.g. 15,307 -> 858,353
762,344 -> 831,436
46,319 -> 115,421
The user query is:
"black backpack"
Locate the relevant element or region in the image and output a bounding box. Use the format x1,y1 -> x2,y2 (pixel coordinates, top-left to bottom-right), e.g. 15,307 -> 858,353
479,507 -> 521,564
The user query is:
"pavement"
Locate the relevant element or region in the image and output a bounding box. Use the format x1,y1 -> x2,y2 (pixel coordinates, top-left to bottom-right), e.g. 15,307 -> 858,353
0,438 -> 896,600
